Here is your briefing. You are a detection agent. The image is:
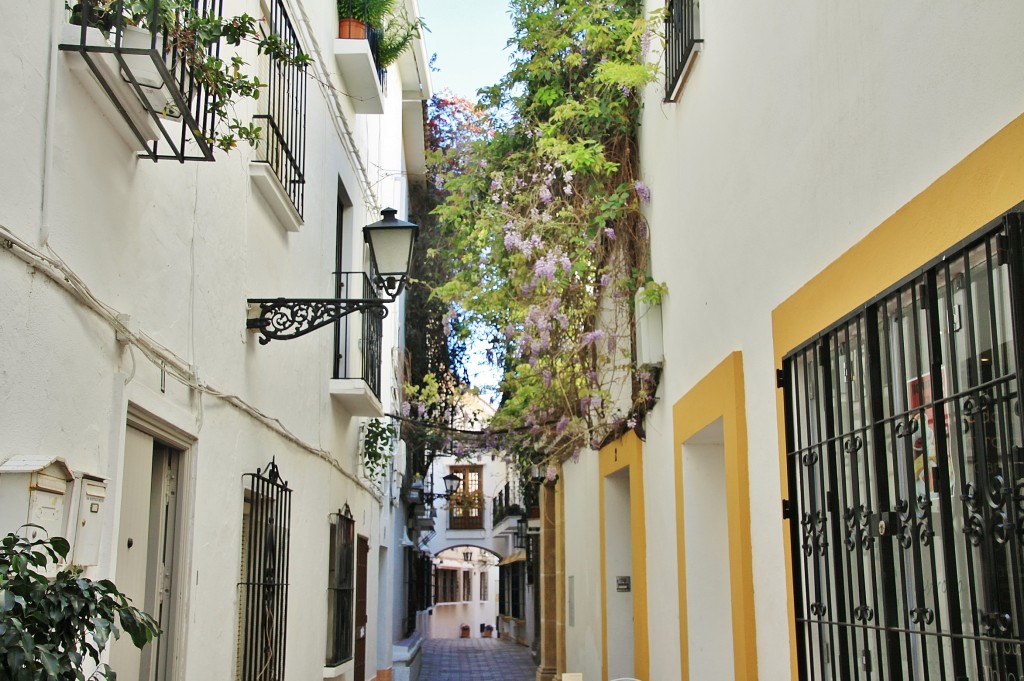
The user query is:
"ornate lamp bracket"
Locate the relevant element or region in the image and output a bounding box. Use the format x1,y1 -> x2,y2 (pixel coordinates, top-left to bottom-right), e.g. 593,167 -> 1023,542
246,297 -> 390,344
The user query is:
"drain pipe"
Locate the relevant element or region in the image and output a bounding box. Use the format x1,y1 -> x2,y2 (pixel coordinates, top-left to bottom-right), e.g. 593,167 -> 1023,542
39,0 -> 64,247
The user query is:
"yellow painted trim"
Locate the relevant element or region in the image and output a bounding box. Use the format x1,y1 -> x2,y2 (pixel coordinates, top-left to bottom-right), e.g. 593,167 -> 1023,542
772,112 -> 1024,679
598,430 -> 649,681
672,351 -> 757,680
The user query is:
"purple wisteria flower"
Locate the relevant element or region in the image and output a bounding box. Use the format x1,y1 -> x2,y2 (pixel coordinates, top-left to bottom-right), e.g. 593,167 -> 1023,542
556,415 -> 570,433
401,401 -> 411,417
545,465 -> 559,482
627,417 -> 637,429
543,370 -> 553,387
581,330 -> 606,347
600,273 -> 611,288
604,227 -> 616,240
534,257 -> 557,281
539,186 -> 553,205
641,30 -> 652,56
416,402 -> 426,418
634,180 -> 651,203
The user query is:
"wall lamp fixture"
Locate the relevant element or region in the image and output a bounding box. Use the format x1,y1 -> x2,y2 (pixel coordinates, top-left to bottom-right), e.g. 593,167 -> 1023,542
247,208 -> 418,344
406,472 -> 463,505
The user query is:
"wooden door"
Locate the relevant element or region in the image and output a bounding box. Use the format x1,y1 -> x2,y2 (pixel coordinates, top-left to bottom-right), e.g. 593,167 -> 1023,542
354,535 -> 369,681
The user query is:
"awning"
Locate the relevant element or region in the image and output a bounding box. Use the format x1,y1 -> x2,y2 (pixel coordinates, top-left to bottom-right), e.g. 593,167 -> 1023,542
498,549 -> 527,566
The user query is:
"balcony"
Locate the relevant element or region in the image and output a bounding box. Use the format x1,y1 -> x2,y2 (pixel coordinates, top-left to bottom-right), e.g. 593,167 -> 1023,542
329,272 -> 384,416
59,0 -> 222,161
333,26 -> 387,114
491,481 -> 538,535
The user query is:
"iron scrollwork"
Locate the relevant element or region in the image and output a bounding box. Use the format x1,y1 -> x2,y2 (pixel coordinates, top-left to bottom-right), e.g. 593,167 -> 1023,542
247,297 -> 389,344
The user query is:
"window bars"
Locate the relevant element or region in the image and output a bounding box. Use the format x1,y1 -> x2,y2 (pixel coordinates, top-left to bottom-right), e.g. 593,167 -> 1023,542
783,211 -> 1024,680
663,0 -> 702,102
255,0 -> 307,215
326,506 -> 355,667
239,461 -> 292,681
60,0 -> 223,161
332,272 -> 384,400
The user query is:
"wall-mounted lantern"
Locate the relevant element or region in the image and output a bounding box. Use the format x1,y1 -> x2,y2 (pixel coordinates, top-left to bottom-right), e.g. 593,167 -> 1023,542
247,208 -> 419,344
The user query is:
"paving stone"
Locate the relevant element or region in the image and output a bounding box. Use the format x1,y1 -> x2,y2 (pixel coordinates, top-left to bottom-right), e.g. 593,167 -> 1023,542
418,637 -> 537,681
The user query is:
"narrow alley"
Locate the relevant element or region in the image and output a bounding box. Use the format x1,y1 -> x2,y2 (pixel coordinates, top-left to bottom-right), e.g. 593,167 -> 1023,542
418,639 -> 537,681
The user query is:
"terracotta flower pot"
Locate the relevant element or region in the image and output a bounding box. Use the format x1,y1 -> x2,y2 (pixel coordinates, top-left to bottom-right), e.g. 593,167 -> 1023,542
338,18 -> 367,39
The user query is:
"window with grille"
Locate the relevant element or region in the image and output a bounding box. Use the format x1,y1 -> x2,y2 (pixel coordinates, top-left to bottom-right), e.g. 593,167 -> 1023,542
480,570 -> 488,601
435,568 -> 459,603
449,465 -> 484,530
783,210 -> 1024,680
326,507 -> 355,667
664,0 -> 701,102
462,570 -> 472,602
255,0 -> 306,216
237,461 -> 292,681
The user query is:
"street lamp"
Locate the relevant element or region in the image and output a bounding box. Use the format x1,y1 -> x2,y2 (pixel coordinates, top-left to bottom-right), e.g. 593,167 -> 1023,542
247,208 -> 419,344
404,472 -> 462,505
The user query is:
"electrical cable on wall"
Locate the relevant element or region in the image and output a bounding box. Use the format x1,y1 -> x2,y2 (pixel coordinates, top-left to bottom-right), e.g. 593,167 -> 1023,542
0,222 -> 381,503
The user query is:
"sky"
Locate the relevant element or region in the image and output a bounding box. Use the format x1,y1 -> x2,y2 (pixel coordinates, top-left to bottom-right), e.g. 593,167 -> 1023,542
417,0 -> 515,102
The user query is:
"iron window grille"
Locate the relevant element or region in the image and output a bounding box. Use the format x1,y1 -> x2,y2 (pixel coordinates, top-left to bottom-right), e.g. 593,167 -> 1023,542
462,570 -> 472,602
332,272 -> 384,400
664,0 -> 702,102
238,461 -> 292,681
60,0 -> 223,162
449,465 -> 484,530
254,0 -> 307,216
435,568 -> 459,603
783,209 -> 1024,680
480,569 -> 488,601
326,506 -> 355,667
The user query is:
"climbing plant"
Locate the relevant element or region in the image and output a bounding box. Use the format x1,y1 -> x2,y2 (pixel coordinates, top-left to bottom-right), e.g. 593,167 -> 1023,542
407,0 -> 665,468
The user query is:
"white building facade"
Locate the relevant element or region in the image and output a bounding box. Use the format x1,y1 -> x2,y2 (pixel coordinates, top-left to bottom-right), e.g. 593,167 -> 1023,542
554,2 -> 1024,681
0,1 -> 430,680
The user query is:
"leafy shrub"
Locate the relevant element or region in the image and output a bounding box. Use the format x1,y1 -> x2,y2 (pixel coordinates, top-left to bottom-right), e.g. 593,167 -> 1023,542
0,528 -> 160,681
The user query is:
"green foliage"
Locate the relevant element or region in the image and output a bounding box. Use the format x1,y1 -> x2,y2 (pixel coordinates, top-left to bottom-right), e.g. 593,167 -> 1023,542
336,0 -> 421,68
362,418 -> 396,483
414,0 -> 663,464
0,528 -> 160,681
70,0 -> 312,152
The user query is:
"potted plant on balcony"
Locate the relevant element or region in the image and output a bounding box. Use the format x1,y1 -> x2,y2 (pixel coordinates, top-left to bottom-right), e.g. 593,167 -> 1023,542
336,0 -> 421,68
69,0 -> 312,151
336,0 -> 392,39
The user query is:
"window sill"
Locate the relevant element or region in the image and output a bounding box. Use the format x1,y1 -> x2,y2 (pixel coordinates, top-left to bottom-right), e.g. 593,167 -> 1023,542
249,162 -> 303,232
665,40 -> 702,103
329,378 -> 384,417
322,662 -> 349,679
333,39 -> 384,114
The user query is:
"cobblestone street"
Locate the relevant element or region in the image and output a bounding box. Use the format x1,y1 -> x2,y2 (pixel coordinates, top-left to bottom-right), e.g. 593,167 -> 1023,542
418,638 -> 537,681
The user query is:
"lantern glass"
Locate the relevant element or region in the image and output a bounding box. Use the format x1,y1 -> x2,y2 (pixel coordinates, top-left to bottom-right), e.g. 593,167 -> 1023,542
363,208 -> 418,298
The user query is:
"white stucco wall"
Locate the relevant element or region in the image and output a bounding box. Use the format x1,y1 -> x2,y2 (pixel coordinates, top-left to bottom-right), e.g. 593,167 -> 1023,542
629,1 -> 1024,680
0,2 -> 429,680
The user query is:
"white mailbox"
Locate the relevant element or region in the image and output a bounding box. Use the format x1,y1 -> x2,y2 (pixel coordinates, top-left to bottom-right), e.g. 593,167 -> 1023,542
73,475 -> 107,566
0,455 -> 75,542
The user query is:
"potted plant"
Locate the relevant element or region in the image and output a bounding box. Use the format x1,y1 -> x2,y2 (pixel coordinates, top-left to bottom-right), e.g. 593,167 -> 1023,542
336,0 -> 393,39
460,624 -> 471,638
69,0 -> 311,151
336,0 -> 422,69
483,624 -> 494,638
0,528 -> 160,680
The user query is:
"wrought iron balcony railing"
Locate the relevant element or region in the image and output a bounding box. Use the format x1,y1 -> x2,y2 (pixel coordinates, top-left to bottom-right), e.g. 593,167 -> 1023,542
664,0 -> 702,101
254,0 -> 306,216
333,272 -> 383,400
60,0 -> 222,162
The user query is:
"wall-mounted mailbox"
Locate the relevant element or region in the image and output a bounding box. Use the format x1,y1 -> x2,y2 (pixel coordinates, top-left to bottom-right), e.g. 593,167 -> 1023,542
616,575 -> 632,592
73,476 -> 107,566
0,455 -> 75,542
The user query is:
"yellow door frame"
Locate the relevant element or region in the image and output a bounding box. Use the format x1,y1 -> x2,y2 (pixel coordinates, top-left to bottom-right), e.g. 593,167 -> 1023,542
598,430 -> 649,681
672,351 -> 758,680
771,111 -> 1024,677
